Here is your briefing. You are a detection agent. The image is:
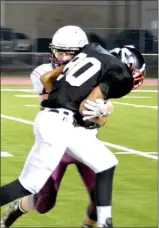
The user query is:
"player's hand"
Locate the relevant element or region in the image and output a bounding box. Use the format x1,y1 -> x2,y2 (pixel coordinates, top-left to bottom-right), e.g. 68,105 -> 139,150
82,99 -> 113,121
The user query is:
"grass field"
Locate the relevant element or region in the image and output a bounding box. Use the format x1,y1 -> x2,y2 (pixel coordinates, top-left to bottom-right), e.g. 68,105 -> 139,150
1,85 -> 158,227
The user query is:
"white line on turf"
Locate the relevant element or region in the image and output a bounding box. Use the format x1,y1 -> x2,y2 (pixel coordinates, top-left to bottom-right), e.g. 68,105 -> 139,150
123,96 -> 152,99
114,152 -> 134,154
15,95 -> 38,98
1,114 -> 34,125
19,95 -> 152,99
16,95 -> 152,99
1,152 -> 13,157
101,141 -> 158,160
1,89 -> 35,93
112,101 -> 158,109
1,88 -> 157,93
132,90 -> 157,93
114,151 -> 158,156
25,104 -> 38,107
1,114 -> 157,160
13,94 -> 153,99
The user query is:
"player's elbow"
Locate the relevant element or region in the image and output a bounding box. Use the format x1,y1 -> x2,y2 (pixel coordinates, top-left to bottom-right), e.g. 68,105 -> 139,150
101,68 -> 134,99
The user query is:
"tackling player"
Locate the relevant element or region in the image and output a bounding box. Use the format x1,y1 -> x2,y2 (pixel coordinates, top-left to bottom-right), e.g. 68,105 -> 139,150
1,35 -> 113,228
0,26 -> 145,228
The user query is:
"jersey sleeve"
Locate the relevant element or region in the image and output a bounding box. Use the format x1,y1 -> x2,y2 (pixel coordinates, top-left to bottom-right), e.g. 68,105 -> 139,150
30,64 -> 52,95
99,55 -> 134,99
30,71 -> 43,94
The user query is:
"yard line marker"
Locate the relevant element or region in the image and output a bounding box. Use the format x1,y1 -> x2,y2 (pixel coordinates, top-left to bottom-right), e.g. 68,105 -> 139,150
123,96 -> 152,99
1,89 -> 35,93
114,151 -> 158,158
112,101 -> 158,109
101,141 -> 158,160
1,88 -> 157,93
1,152 -> 13,157
114,152 -> 133,154
15,95 -> 38,98
25,104 -> 38,107
1,114 -> 34,125
147,152 -> 158,155
1,114 -> 157,160
132,90 -> 157,93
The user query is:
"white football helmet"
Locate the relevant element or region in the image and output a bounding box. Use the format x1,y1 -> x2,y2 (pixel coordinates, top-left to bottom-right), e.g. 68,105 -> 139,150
50,25 -> 89,51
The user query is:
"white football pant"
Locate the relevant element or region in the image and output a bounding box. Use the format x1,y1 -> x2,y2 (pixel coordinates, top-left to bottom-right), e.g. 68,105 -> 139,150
19,108 -> 118,193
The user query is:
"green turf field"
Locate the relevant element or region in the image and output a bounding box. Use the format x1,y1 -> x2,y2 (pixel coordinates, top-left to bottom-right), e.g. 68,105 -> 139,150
1,85 -> 158,227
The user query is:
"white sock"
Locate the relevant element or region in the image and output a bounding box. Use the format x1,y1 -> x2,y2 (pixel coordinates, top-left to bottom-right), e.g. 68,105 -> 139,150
97,206 -> 112,227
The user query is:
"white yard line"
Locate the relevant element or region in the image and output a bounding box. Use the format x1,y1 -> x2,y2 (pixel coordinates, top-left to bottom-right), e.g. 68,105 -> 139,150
15,95 -> 152,99
1,89 -> 35,93
1,114 -> 34,125
1,88 -> 157,93
101,141 -> 158,160
114,152 -> 134,154
1,152 -> 13,157
114,151 -> 158,156
25,104 -> 38,107
146,152 -> 158,155
132,90 -> 157,93
123,96 -> 152,99
1,114 -> 157,161
15,95 -> 38,98
112,101 -> 158,109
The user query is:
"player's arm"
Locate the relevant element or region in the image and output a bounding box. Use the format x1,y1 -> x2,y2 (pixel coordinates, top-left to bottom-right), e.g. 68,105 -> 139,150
80,86 -> 104,112
40,65 -> 64,93
30,64 -> 54,103
98,57 -> 134,100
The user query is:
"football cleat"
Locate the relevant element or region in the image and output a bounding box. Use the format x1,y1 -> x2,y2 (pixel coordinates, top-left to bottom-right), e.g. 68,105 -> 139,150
81,225 -> 93,228
101,217 -> 113,228
1,200 -> 24,227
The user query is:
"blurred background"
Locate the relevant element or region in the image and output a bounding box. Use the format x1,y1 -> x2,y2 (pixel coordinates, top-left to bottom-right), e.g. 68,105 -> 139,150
0,0 -> 158,77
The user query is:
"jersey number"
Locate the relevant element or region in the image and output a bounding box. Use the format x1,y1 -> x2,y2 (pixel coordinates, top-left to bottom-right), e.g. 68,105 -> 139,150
57,53 -> 101,86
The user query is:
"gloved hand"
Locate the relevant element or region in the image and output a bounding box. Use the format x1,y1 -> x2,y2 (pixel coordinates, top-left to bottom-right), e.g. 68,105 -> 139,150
82,99 -> 113,121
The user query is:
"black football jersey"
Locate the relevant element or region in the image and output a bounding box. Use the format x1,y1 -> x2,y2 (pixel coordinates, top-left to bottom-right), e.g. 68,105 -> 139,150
41,43 -> 133,112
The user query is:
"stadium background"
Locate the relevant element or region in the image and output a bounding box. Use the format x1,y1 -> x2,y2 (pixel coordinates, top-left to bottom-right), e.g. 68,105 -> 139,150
0,0 -> 158,76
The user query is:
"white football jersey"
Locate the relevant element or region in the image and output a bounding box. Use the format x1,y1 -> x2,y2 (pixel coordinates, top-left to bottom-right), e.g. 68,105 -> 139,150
30,63 -> 54,94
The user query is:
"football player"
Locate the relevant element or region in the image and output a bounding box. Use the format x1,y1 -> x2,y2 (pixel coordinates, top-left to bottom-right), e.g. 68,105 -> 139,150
0,33 -> 113,228
0,26 -> 145,228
